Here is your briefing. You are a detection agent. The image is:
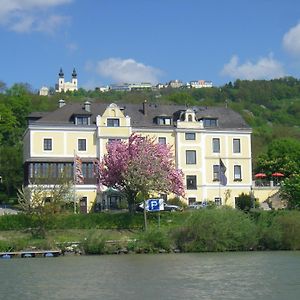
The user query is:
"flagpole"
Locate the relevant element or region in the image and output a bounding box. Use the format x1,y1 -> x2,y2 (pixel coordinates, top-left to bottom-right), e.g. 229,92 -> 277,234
219,156 -> 221,202
73,150 -> 77,214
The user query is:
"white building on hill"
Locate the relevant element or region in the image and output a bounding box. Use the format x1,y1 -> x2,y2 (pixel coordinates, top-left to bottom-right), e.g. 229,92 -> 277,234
55,68 -> 78,93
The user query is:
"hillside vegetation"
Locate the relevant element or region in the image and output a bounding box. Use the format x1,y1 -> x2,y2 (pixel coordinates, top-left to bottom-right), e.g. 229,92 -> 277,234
0,77 -> 300,202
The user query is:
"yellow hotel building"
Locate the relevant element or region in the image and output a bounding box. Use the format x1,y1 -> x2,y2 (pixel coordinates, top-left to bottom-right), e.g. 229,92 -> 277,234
23,100 -> 253,213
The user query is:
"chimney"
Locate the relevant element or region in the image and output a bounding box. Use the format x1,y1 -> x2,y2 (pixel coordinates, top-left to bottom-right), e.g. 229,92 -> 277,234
143,99 -> 147,115
58,99 -> 65,108
84,101 -> 91,112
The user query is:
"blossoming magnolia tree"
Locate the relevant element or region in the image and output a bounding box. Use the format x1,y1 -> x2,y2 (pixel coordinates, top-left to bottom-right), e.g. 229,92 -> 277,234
94,133 -> 185,214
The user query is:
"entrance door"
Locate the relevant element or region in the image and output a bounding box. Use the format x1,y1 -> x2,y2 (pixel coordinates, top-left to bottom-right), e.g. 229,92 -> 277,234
79,197 -> 87,214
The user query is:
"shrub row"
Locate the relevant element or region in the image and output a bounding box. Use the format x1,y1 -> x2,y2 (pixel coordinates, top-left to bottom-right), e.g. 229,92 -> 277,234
1,209 -> 300,252
171,209 -> 300,252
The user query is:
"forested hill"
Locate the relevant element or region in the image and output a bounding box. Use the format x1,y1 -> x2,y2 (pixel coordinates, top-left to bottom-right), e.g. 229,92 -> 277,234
0,77 -> 300,199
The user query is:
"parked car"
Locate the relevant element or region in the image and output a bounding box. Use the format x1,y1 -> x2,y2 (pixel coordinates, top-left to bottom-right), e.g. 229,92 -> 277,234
163,203 -> 183,212
188,201 -> 204,209
136,200 -> 182,212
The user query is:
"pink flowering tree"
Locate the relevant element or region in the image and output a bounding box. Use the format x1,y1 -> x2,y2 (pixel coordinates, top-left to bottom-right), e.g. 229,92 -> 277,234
94,133 -> 185,214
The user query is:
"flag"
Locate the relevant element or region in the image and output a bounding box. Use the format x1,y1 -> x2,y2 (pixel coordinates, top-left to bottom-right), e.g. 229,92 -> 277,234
219,158 -> 227,186
74,155 -> 84,184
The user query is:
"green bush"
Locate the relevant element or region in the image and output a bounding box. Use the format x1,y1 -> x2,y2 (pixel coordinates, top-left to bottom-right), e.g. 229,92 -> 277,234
137,228 -> 171,252
81,230 -> 106,254
0,214 -> 34,230
0,240 -> 12,252
255,211 -> 283,250
275,211 -> 300,250
172,208 -> 257,252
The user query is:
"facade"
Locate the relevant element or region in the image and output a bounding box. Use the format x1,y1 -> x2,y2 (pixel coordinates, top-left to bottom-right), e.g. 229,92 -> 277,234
55,68 -> 78,93
23,100 -> 253,212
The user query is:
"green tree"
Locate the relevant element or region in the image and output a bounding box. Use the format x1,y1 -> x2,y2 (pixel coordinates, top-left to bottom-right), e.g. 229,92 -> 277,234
0,103 -> 18,145
280,174 -> 300,209
0,145 -> 23,199
256,138 -> 300,177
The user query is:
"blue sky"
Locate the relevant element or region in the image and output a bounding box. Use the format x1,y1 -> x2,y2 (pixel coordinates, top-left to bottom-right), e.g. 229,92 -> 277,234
1,0 -> 300,91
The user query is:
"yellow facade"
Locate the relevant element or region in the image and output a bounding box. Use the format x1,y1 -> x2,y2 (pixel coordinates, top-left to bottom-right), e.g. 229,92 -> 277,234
24,101 -> 258,212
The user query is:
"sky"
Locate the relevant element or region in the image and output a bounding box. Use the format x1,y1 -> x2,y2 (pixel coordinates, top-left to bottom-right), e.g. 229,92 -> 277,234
1,0 -> 300,91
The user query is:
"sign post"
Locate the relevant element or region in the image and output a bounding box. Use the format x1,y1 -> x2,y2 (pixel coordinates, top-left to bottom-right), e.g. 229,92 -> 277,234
147,199 -> 164,229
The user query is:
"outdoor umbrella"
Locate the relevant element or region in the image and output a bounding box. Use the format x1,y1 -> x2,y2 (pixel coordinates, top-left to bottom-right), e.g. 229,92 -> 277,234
255,173 -> 267,178
272,172 -> 284,177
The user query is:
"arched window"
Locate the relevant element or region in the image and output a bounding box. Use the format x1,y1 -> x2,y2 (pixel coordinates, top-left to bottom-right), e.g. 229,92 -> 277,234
188,114 -> 193,122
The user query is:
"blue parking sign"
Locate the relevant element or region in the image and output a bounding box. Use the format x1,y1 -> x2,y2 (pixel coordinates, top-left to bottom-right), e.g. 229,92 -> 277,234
148,199 -> 160,211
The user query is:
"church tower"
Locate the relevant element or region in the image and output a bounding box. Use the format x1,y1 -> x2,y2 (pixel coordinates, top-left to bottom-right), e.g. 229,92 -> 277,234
57,68 -> 64,92
71,68 -> 78,90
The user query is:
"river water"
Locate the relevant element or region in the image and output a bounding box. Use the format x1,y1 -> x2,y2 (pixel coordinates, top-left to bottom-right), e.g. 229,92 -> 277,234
1,251 -> 300,300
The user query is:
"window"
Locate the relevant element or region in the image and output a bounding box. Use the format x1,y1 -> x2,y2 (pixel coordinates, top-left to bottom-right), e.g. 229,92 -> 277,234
186,175 -> 197,190
82,163 -> 94,179
108,138 -> 121,144
213,165 -> 220,181
158,137 -> 166,144
186,150 -> 196,164
212,138 -> 220,153
43,138 -> 52,151
76,116 -> 89,125
202,118 -> 218,127
107,118 -> 120,127
78,139 -> 86,151
185,132 -> 196,140
233,139 -> 241,153
214,197 -> 222,206
234,165 -> 242,181
157,117 -> 172,125
188,114 -> 193,122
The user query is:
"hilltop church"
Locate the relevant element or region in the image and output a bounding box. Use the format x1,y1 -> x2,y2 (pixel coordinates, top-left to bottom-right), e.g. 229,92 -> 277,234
55,68 -> 78,93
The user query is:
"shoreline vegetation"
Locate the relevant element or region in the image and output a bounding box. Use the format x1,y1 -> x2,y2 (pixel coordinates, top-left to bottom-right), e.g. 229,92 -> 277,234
0,209 -> 300,256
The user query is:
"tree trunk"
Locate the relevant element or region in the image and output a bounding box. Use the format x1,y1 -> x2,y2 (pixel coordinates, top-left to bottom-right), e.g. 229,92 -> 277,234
126,190 -> 137,214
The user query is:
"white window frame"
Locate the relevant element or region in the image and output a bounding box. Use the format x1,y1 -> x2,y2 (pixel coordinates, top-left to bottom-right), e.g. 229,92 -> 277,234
233,138 -> 241,153
43,138 -> 52,151
212,138 -> 220,153
107,118 -> 120,127
78,139 -> 87,151
186,150 -> 196,164
185,132 -> 196,140
234,165 -> 242,181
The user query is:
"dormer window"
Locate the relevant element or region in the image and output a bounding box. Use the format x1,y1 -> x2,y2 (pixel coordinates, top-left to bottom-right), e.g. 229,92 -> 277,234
75,116 -> 90,125
201,118 -> 218,127
107,118 -> 120,127
188,114 -> 193,122
157,117 -> 172,125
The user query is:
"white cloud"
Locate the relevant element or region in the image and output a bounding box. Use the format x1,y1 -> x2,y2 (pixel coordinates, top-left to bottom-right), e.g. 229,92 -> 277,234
283,22 -> 300,57
90,58 -> 162,84
0,0 -> 72,33
220,54 -> 285,80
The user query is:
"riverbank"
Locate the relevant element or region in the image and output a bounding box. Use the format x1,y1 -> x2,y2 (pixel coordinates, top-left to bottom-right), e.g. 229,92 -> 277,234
1,209 -> 300,254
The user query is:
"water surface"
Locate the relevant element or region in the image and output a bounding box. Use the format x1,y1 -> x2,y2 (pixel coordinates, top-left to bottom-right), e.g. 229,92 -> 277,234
1,251 -> 300,300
